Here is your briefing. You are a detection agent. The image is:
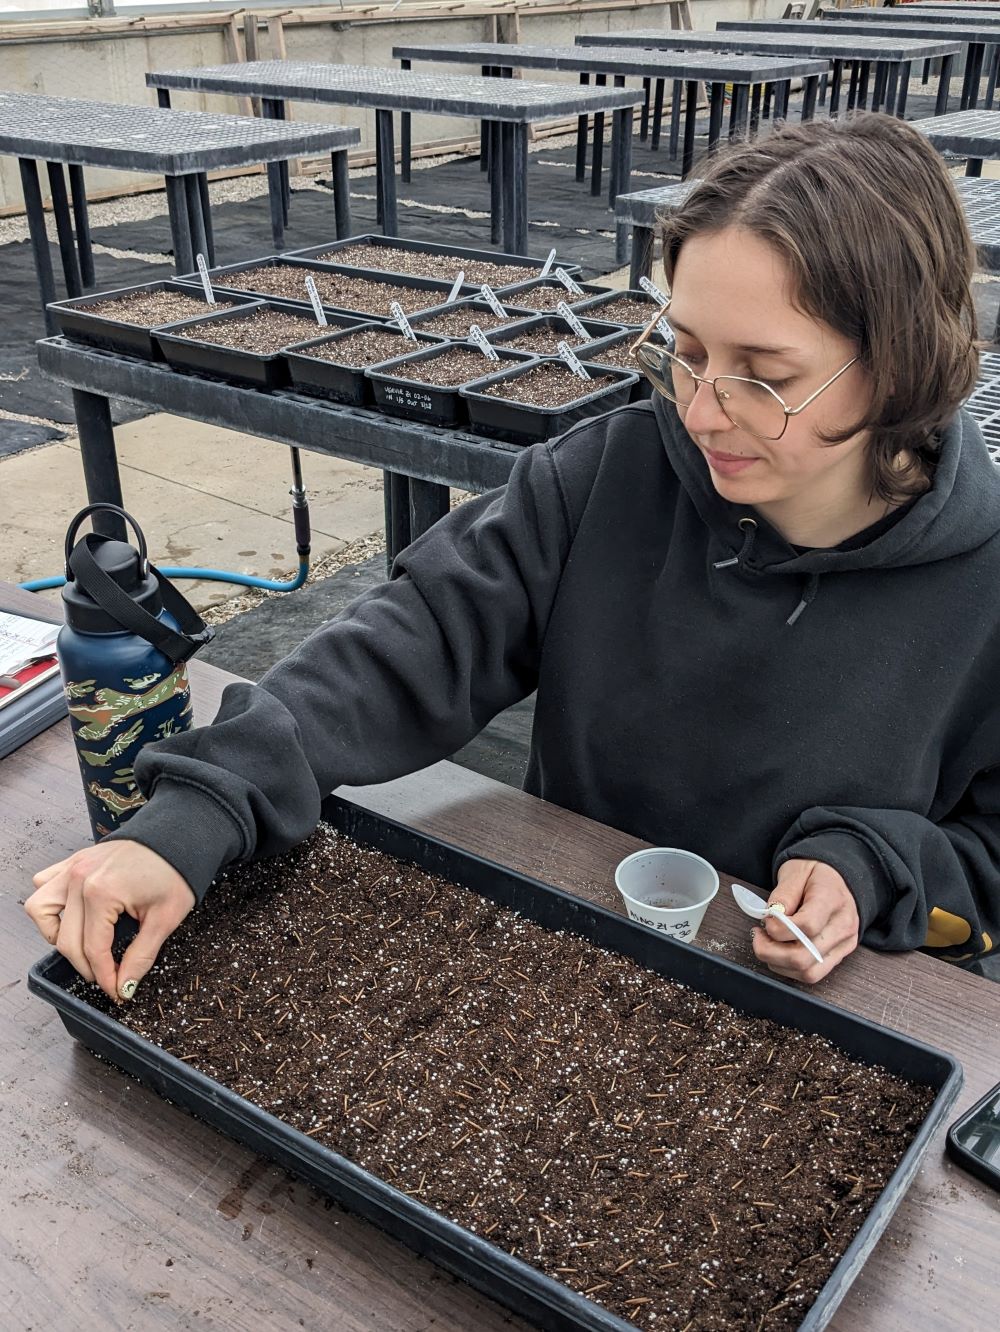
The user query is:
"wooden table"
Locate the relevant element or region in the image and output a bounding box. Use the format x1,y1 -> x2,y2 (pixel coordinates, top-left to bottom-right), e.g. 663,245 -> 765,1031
3,578 -> 999,1331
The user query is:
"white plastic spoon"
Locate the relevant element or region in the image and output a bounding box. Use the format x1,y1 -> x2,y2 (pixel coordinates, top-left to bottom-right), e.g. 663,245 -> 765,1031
731,884 -> 825,965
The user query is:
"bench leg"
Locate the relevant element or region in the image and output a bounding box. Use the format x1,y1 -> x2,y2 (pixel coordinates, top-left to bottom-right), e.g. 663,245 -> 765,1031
197,172 -> 215,267
490,120 -> 503,245
68,163 -> 95,288
400,59 -> 412,184
46,162 -> 83,299
829,60 -> 844,117
409,480 -> 450,544
669,80 -> 682,161
376,109 -> 399,238
681,81 -> 698,180
576,71 -> 590,183
591,73 -> 606,198
708,82 -> 725,154
75,389 -> 127,539
612,108 -> 633,266
651,78 -> 665,152
640,77 -> 651,141
184,172 -> 210,268
156,87 -> 171,109
165,173 -> 195,273
629,223 -> 654,290
801,75 -> 819,123
383,471 -> 411,571
936,52 -> 955,116
331,150 -> 352,238
19,158 -> 58,334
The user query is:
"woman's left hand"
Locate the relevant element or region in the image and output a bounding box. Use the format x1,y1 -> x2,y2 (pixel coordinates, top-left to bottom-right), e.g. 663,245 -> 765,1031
751,858 -> 860,984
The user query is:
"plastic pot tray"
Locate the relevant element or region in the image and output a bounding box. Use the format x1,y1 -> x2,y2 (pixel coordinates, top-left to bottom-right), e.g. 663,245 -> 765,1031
47,280 -> 259,361
571,288 -> 666,328
492,276 -> 611,311
154,300 -> 365,392
366,342 -> 533,429
486,313 -> 627,357
27,796 -> 962,1332
285,322 -> 446,407
460,360 -> 639,445
287,234 -> 582,282
574,329 -> 654,404
176,255 -> 473,320
408,295 -> 539,340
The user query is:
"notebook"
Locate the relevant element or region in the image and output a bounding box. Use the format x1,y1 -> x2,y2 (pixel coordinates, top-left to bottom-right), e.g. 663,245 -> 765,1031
0,610 -> 66,760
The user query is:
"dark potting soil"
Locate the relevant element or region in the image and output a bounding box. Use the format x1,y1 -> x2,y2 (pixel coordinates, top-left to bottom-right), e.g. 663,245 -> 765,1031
173,308 -> 324,354
585,297 -> 659,327
79,289 -> 220,327
501,326 -> 605,356
506,285 -> 590,314
585,339 -> 641,371
316,243 -> 539,288
482,362 -> 617,408
298,327 -> 427,368
384,345 -> 499,388
417,307 -> 522,337
77,827 -> 933,1332
221,263 -> 444,316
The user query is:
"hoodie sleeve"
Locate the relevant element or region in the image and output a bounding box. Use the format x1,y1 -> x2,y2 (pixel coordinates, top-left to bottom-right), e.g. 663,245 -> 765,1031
773,769 -> 1000,959
103,438 -> 575,901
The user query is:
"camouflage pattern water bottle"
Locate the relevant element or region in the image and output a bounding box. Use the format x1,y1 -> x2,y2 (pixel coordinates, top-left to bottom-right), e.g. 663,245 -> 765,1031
58,504 -> 214,840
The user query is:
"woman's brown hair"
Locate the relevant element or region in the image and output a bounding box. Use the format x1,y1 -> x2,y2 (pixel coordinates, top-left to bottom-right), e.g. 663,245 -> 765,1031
659,113 -> 979,500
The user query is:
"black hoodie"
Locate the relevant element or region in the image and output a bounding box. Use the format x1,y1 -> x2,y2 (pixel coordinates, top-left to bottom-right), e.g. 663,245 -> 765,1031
111,396 -> 1000,961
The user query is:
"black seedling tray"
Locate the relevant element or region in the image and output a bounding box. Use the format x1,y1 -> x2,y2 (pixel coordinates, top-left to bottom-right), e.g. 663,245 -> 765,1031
460,360 -> 639,444
572,288 -> 666,328
486,313 -> 626,358
409,296 -> 537,340
286,234 -> 582,283
576,330 -> 653,403
492,276 -> 610,312
367,342 -> 533,429
27,795 -> 963,1332
47,280 -> 259,361
154,300 -> 364,392
174,255 -> 377,320
285,322 -> 446,406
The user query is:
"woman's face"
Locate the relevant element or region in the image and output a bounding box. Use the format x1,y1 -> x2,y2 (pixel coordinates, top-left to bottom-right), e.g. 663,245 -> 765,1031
668,227 -> 873,528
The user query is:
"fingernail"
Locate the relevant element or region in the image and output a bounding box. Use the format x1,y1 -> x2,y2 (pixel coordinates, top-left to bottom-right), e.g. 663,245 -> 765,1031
119,978 -> 138,1001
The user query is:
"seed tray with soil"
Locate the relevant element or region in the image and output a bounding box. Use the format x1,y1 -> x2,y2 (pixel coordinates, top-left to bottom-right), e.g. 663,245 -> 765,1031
493,278 -> 610,314
487,314 -> 625,358
367,342 -> 533,428
288,235 -> 580,288
29,801 -> 961,1332
410,298 -> 536,340
154,302 -> 364,391
573,291 -> 666,328
48,280 -> 259,360
575,331 -> 671,404
182,256 -> 471,320
461,360 -> 638,445
286,322 -> 446,406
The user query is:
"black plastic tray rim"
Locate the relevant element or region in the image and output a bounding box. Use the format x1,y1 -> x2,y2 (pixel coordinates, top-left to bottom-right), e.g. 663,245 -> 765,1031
27,797 -> 963,1332
286,234 -> 583,281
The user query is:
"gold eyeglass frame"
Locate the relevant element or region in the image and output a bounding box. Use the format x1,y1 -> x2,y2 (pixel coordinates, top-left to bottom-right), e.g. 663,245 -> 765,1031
629,302 -> 858,442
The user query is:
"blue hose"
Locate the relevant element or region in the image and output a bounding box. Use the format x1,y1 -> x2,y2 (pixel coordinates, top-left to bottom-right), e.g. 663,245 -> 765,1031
19,560 -> 310,594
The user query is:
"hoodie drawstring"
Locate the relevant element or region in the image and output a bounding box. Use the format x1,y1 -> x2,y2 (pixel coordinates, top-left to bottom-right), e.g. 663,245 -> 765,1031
712,517 -> 758,570
786,572 -> 821,627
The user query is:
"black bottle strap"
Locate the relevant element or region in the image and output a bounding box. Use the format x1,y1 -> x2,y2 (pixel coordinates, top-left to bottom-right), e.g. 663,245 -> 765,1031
68,533 -> 214,665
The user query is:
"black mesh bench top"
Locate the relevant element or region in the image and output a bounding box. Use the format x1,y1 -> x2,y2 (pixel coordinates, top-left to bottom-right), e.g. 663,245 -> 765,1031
390,43 -> 830,84
0,89 -> 359,174
912,109 -> 1000,155
145,61 -> 643,123
720,17 -> 1000,44
575,30 -> 962,61
825,7 -> 1000,29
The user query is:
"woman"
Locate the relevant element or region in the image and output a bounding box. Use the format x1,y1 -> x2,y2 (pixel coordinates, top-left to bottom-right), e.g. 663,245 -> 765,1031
26,112 -> 1000,1001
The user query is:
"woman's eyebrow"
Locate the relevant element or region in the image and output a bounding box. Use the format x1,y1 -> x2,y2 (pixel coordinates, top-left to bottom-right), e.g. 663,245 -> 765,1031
668,314 -> 799,357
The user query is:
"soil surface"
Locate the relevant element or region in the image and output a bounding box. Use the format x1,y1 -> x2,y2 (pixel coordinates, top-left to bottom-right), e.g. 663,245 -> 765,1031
76,827 -> 934,1332
316,243 -> 540,287
380,345 -> 503,387
582,296 -> 659,327
481,362 -> 617,407
501,284 -> 591,313
296,326 -> 433,368
415,306 -> 525,337
220,263 -> 447,316
172,308 -> 325,354
498,323 -> 616,356
80,290 -> 224,327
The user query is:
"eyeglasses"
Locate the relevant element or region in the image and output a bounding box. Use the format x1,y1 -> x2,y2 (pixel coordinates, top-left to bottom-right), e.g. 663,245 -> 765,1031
629,303 -> 858,442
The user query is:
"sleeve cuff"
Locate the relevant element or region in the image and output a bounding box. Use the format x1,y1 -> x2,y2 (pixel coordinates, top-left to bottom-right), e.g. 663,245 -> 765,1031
774,829 -> 892,934
102,780 -> 247,904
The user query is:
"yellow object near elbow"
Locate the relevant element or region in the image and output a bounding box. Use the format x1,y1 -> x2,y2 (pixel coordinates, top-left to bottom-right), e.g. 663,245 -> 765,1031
923,906 -> 992,954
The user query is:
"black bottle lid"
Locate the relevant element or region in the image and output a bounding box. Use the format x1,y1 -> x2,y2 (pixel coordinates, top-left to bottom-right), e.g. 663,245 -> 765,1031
62,538 -> 164,634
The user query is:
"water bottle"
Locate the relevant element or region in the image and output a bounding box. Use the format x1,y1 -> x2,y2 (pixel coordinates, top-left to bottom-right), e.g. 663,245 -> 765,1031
58,503 -> 214,840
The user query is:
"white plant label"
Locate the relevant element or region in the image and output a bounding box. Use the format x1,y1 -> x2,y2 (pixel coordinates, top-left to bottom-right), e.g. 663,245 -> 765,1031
480,284 -> 507,318
195,253 -> 216,305
468,324 -> 500,362
557,340 -> 592,381
390,301 -> 417,341
539,248 -> 557,278
556,301 -> 593,343
656,316 -> 675,348
446,270 -> 466,304
639,274 -> 670,307
555,267 -> 584,295
304,276 -> 328,326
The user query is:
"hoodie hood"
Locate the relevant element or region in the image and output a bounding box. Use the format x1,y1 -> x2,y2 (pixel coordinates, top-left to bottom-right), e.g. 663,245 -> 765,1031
653,395 -> 1000,622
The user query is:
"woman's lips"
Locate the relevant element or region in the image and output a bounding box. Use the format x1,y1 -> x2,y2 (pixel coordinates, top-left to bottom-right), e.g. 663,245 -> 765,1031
704,448 -> 760,477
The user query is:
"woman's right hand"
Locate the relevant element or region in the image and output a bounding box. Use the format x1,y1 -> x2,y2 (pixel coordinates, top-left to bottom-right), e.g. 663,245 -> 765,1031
25,841 -> 195,1003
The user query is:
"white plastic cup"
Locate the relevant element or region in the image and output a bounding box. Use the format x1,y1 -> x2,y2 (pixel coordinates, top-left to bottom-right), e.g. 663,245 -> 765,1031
614,847 -> 719,943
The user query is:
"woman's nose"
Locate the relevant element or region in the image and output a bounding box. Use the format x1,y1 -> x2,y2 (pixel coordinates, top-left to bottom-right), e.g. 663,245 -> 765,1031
682,379 -> 734,436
